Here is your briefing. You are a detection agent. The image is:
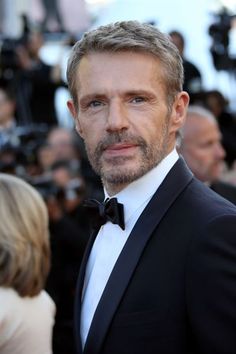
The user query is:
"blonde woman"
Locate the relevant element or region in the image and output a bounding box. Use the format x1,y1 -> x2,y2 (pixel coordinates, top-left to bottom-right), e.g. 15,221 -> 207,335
0,173 -> 55,354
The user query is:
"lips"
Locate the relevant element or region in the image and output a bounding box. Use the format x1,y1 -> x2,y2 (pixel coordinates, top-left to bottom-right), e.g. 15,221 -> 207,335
103,143 -> 138,156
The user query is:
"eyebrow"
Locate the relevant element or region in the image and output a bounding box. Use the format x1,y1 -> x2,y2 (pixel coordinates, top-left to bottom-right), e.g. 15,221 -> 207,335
123,89 -> 157,98
79,89 -> 156,104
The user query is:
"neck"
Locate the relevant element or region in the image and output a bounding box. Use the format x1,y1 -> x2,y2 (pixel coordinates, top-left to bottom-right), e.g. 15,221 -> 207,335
103,181 -> 129,197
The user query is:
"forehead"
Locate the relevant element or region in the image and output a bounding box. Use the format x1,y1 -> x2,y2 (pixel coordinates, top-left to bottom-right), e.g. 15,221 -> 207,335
186,116 -> 220,141
76,51 -> 165,92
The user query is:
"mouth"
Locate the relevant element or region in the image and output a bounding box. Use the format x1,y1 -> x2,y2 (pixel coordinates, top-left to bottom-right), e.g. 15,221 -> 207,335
103,143 -> 138,157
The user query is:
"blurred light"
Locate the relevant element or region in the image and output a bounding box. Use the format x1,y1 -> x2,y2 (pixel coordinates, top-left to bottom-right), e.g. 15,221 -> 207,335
86,0 -> 113,4
221,0 -> 236,13
210,0 -> 236,14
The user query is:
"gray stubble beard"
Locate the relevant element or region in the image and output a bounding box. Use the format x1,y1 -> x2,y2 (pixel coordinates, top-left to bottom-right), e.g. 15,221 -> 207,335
85,125 -> 170,188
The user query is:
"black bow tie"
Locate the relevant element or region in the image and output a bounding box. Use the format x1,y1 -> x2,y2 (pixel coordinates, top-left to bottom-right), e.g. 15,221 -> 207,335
83,198 -> 125,230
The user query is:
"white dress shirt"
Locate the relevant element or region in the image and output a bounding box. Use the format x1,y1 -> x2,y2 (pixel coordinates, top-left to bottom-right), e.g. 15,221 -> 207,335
80,149 -> 179,348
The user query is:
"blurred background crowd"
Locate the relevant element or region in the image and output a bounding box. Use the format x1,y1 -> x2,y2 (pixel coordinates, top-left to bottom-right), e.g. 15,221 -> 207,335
0,0 -> 236,353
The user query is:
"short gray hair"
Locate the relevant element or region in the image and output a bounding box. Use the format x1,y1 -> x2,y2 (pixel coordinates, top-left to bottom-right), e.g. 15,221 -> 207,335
67,20 -> 184,110
185,105 -> 217,126
177,105 -> 217,148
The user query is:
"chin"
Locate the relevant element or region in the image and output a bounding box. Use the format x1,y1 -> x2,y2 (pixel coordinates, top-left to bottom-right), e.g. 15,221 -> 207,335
103,165 -> 150,187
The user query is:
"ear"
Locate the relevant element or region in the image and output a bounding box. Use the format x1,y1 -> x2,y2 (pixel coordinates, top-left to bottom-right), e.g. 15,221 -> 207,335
67,99 -> 84,137
169,91 -> 189,134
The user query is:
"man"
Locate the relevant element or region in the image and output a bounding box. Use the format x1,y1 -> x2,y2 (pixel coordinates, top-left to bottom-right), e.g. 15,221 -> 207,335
46,126 -> 103,199
178,105 -> 236,204
0,86 -> 19,148
203,90 -> 236,168
66,21 -> 236,354
178,105 -> 226,182
16,30 -> 60,125
169,30 -> 202,97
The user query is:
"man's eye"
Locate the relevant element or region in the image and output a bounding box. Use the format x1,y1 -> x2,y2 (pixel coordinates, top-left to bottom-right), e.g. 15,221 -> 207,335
89,100 -> 103,108
131,97 -> 145,103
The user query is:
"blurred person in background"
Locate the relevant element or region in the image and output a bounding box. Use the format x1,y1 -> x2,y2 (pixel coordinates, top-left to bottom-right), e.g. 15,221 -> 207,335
169,30 -> 202,100
178,105 -> 236,204
0,145 -> 19,175
203,89 -> 236,168
41,0 -> 64,33
43,160 -> 91,354
0,173 -> 55,354
46,126 -> 81,167
27,133 -> 96,354
36,141 -> 57,175
0,86 -> 19,148
16,29 -> 62,126
0,85 -> 31,176
46,126 -> 103,200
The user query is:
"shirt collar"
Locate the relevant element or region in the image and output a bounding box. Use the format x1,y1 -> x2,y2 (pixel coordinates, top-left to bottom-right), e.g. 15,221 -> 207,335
104,149 -> 179,223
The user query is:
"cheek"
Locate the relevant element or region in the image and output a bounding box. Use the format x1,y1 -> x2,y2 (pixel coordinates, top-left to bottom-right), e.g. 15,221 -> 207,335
140,120 -> 166,142
195,153 -> 208,167
78,113 -> 105,135
81,127 -> 100,152
189,146 -> 204,160
198,150 -> 212,164
185,148 -> 204,167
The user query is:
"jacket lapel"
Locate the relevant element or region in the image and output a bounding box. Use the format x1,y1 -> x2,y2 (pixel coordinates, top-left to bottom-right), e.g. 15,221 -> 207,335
79,158 -> 193,354
74,227 -> 99,353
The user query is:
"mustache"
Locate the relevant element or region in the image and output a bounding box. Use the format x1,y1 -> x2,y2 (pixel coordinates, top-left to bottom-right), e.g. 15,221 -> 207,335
95,132 -> 147,154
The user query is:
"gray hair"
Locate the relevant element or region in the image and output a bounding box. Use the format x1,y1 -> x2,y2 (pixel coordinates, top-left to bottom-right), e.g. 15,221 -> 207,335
66,20 -> 184,110
177,105 -> 217,148
185,105 -> 216,121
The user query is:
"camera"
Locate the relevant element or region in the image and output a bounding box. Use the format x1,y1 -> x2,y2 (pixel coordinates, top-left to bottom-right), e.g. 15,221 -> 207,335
31,175 -> 85,202
208,8 -> 236,72
0,124 -> 48,173
31,176 -> 63,201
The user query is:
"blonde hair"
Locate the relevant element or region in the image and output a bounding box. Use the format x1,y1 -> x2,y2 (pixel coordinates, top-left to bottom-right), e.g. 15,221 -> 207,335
0,173 -> 50,297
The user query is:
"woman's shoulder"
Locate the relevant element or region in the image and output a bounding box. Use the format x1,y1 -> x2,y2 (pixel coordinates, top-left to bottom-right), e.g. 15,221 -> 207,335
0,287 -> 55,315
37,290 -> 56,314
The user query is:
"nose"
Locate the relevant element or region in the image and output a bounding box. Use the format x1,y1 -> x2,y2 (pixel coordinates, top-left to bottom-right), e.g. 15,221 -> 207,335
106,99 -> 129,132
215,141 -> 226,160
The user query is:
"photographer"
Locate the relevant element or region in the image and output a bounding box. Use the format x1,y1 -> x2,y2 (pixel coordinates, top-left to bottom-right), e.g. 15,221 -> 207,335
0,14 -> 63,126
36,160 -> 91,354
15,30 -> 61,126
169,30 -> 202,97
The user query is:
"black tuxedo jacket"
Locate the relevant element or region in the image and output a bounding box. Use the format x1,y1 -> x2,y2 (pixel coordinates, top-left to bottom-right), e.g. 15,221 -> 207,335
75,158 -> 236,354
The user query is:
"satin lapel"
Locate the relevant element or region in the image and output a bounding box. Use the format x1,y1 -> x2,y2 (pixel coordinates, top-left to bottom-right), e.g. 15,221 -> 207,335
83,158 -> 193,354
74,227 -> 99,353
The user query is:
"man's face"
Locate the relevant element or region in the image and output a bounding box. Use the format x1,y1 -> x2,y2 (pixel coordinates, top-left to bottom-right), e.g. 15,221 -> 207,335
47,129 -> 76,161
68,51 -> 188,194
181,116 -> 225,182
